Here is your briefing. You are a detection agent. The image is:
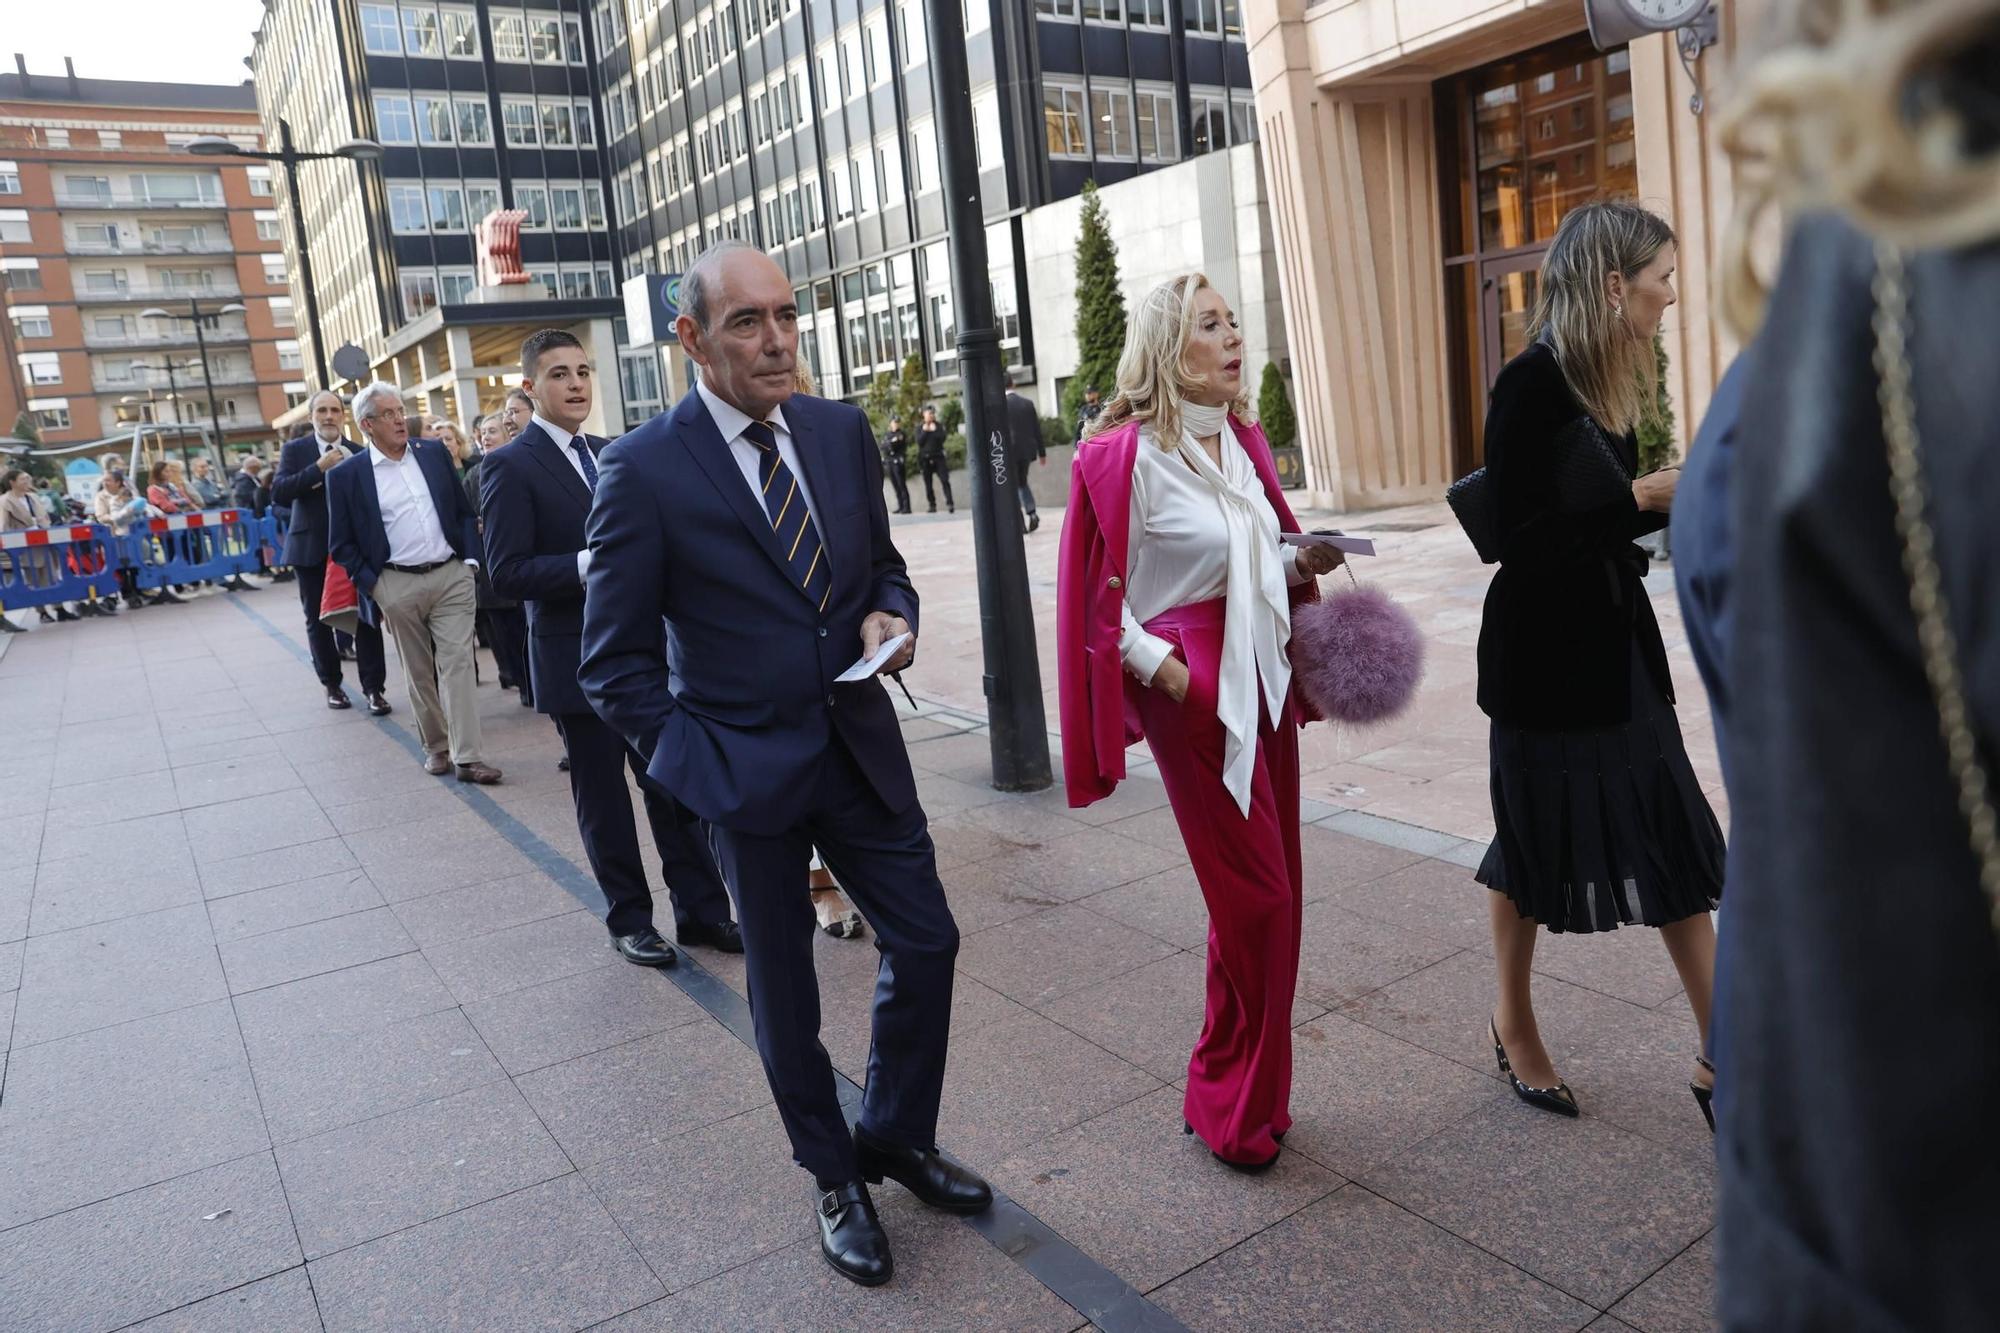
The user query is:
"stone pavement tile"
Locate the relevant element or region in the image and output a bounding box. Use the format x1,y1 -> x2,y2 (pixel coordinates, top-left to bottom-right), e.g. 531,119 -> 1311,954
11,901 -> 226,1047
1296,824 -> 1430,899
52,731 -> 169,788
277,1079 -> 573,1259
1361,1100 -> 1714,1309
1587,1319 -> 1644,1332
344,813 -> 536,902
583,1102 -> 814,1292
912,773 -> 1014,820
999,826 -> 1192,903
1280,1013 -> 1506,1179
1560,1004 -> 1717,1164
939,855 -> 1069,936
819,968 -> 1028,1087
934,1010 -> 1161,1168
172,753 -> 304,811
126,1268 -> 322,1332
28,838 -> 202,937
219,903 -> 418,995
993,1085 -> 1343,1292
1017,772 -> 1172,827
0,1000 -> 268,1230
42,768 -> 183,832
1083,863 -> 1212,951
1041,953 -> 1326,1084
1325,855 -> 1494,948
184,789 -> 335,862
234,952 -> 456,1052
517,1020 -> 772,1167
464,962 -> 708,1076
423,908 -> 618,1005
1102,802 -> 1184,851
1531,924 -> 1692,1010
199,834 -> 359,900
0,936 -> 18,991
278,721 -> 412,767
664,1191 -> 1083,1331
390,867 -> 582,947
207,868 -> 386,946
1152,1184 -> 1598,1331
1339,949 -> 1645,1079
927,812 -> 1036,871
307,1174 -> 663,1333
324,782 -> 474,836
1609,1232 -> 1715,1333
956,903 -> 1179,1009
161,718 -> 279,764
1294,899 -> 1466,1009
948,796 -> 1094,851
0,1153 -> 302,1333
252,1007 -> 505,1145
37,806 -> 184,865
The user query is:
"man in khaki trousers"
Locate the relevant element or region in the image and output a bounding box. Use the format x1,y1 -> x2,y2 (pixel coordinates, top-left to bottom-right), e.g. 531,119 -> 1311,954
326,381 -> 502,785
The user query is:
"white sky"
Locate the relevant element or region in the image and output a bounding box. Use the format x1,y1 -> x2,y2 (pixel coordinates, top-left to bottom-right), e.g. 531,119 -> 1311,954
9,1 -> 270,90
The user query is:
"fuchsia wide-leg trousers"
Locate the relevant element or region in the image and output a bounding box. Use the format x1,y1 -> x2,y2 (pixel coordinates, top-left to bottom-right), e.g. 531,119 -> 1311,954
1133,597 -> 1304,1165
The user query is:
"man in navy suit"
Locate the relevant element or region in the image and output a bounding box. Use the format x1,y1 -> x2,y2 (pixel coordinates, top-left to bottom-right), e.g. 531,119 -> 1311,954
482,329 -> 741,968
327,382 -> 501,785
580,242 -> 989,1287
271,391 -> 388,714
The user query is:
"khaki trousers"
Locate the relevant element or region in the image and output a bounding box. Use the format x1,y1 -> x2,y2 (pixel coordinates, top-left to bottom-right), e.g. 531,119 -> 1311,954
374,561 -> 482,765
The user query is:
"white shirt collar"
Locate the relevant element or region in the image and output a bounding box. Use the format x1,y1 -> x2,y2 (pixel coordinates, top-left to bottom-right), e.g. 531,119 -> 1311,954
367,441 -> 413,468
696,376 -> 789,446
531,412 -> 579,451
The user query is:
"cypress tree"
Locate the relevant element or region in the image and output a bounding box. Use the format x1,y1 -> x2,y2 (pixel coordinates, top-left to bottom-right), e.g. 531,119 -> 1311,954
1257,364 -> 1297,451
1063,181 -> 1126,426
892,352 -> 929,429
1636,330 -> 1678,473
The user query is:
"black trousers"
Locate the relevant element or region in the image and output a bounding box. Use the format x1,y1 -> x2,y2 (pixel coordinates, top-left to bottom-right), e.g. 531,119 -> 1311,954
918,452 -> 953,510
884,455 -> 911,512
484,605 -> 530,700
1016,476 -> 1038,519
707,737 -> 958,1181
296,560 -> 384,693
554,710 -> 734,938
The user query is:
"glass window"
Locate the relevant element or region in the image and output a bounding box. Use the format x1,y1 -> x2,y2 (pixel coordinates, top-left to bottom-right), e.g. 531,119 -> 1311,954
276,338 -> 303,369
416,95 -> 454,145
1091,88 -> 1134,159
527,266 -> 559,299
1083,0 -> 1121,21
455,97 -> 492,144
528,14 -> 562,61
502,99 -> 539,146
1035,0 -> 1078,17
360,3 -> 402,53
559,267 -> 593,299
540,100 -> 575,146
972,87 -> 1001,171
1,259 -> 42,291
269,297 -> 294,327
399,268 -> 440,319
11,310 -> 52,339
442,5 -> 480,56
562,14 -> 585,61
402,4 -> 443,56
373,93 -> 417,145
583,181 -> 605,228
1184,0 -> 1221,35
853,153 -> 877,215
1130,0 -> 1167,27
1043,83 -> 1087,159
246,167 -> 273,196
1229,97 -> 1256,146
465,180 -> 500,222
490,10 -> 528,61
896,0 -> 927,64
550,184 -> 584,229
64,174 -> 112,200
439,269 -> 476,303
864,17 -> 890,86
573,99 -> 596,146
1190,92 -> 1228,155
19,352 -> 61,385
427,184 -> 467,231
262,252 -> 289,285
514,183 -> 549,229
1137,88 -> 1178,162
31,400 -> 71,431
878,138 -> 904,205
254,209 -> 283,240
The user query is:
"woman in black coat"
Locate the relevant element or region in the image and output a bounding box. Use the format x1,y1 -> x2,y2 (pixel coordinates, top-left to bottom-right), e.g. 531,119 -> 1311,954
1474,200 -> 1723,1123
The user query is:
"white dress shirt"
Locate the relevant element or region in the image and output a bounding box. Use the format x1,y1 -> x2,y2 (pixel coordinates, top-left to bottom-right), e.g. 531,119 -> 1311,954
369,443 -> 458,566
530,413 -> 595,582
696,377 -> 822,533
1118,426 -> 1309,815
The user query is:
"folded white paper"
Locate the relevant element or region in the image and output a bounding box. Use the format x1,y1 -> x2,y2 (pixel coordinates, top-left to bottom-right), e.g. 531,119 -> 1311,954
837,632 -> 912,682
1280,532 -> 1377,557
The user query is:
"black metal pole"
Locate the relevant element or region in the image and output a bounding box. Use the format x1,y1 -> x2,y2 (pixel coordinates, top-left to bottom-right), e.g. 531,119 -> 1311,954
279,119 -> 331,388
187,299 -> 227,473
921,0 -> 1051,793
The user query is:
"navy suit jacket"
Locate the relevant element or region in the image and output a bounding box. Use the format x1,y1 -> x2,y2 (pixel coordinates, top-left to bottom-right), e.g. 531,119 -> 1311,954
325,438 -> 482,627
579,388 -> 920,835
480,420 -> 605,717
270,434 -> 360,566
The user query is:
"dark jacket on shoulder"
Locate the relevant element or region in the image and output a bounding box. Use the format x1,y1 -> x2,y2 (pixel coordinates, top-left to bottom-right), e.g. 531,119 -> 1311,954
1474,340 -> 1670,730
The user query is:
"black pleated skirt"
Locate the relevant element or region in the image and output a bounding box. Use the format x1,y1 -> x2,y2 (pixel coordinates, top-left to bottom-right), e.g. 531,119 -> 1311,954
1476,646 -> 1725,933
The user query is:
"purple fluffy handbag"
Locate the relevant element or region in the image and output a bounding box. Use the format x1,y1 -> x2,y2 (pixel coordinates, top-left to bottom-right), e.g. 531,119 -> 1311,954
1290,559 -> 1425,725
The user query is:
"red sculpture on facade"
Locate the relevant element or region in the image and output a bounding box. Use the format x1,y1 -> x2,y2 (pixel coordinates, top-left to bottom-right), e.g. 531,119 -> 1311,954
477,209 -> 531,288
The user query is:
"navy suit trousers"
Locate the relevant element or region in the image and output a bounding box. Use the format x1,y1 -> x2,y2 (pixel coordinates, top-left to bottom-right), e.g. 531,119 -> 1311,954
707,737 -> 959,1181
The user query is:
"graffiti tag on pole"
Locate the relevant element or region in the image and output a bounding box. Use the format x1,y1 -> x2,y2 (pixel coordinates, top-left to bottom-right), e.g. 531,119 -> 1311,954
988,430 -> 1009,486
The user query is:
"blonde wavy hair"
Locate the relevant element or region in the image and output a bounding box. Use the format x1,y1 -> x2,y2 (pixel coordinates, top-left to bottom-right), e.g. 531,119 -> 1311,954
1086,272 -> 1252,447
1528,200 -> 1677,437
1720,0 -> 2000,334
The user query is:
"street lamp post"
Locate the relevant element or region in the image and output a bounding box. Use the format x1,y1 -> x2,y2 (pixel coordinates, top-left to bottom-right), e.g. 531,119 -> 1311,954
919,0 -> 1051,792
187,123 -> 383,390
141,299 -> 246,477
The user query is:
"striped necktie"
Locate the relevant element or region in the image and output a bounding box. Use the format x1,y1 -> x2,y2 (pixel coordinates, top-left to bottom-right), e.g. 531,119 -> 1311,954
743,420 -> 829,610
568,435 -> 598,491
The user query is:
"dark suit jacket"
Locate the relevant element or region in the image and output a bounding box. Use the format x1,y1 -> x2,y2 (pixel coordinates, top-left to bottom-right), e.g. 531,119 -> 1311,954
579,388 -> 920,835
1005,393 -> 1046,470
480,420 -> 604,715
271,434 -> 358,566
325,438 -> 482,627
1474,340 -> 1671,729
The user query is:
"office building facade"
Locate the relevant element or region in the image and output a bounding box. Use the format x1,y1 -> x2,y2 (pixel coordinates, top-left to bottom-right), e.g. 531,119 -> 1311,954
0,64 -> 302,456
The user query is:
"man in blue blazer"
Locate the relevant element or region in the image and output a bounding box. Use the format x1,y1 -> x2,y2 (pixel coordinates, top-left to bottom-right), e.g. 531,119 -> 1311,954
271,391 -> 388,714
326,381 -> 501,785
482,329 -> 741,969
580,243 -> 989,1287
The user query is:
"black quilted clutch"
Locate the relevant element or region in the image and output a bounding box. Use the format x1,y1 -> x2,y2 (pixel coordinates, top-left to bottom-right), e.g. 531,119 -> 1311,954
1447,468 -> 1500,563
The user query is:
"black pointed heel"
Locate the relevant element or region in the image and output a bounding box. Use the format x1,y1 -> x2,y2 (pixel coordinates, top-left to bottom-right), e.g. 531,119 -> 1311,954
1186,1119 -> 1281,1172
1691,1054 -> 1716,1133
1489,1015 -> 1580,1118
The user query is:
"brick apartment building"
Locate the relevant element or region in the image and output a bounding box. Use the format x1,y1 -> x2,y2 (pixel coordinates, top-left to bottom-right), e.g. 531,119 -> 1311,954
0,59 -> 304,465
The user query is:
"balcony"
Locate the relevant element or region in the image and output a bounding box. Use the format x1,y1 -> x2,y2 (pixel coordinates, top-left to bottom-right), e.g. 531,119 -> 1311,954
54,191 -> 226,210
84,328 -> 252,350
67,238 -> 237,257
94,368 -> 260,394
72,282 -> 244,305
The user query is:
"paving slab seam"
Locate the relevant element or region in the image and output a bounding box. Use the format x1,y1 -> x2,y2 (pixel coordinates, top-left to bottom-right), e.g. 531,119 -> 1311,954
101,1263 -> 319,1333
227,593 -> 1188,1333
